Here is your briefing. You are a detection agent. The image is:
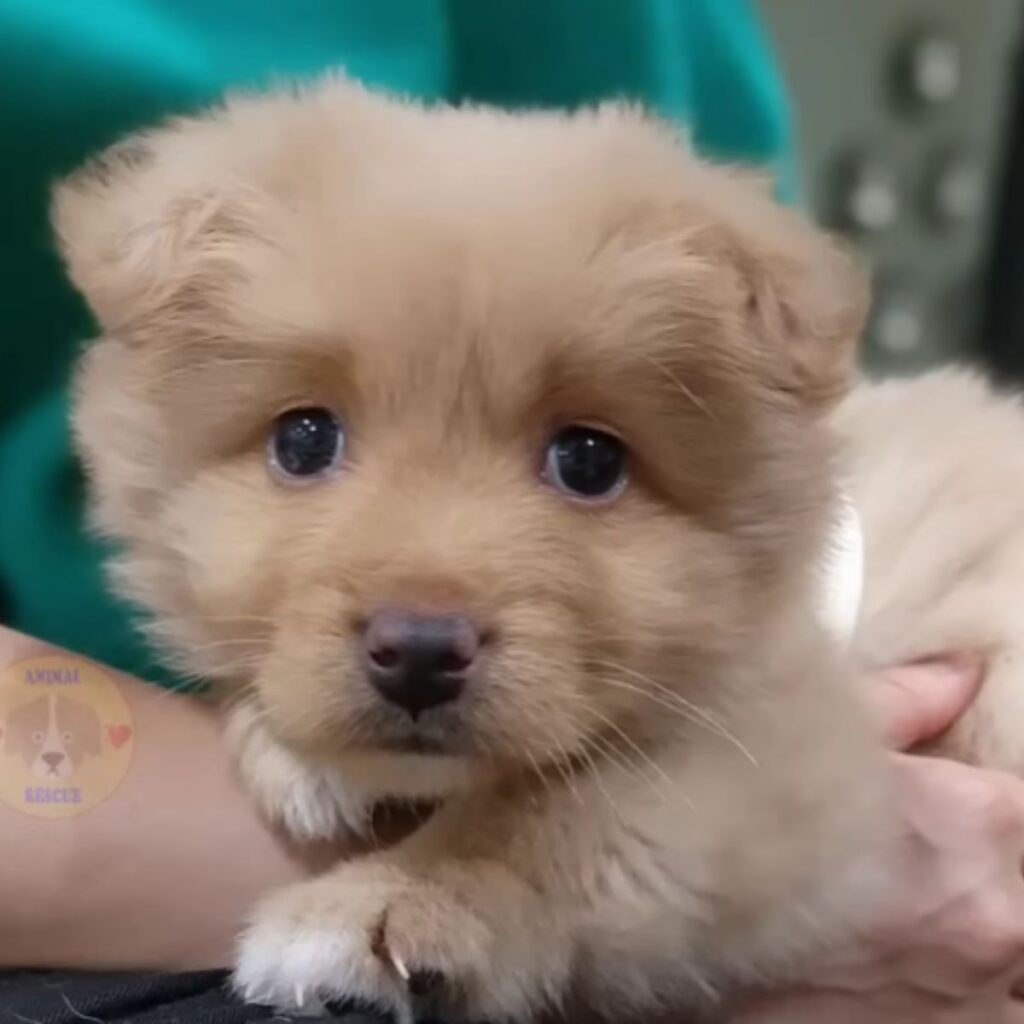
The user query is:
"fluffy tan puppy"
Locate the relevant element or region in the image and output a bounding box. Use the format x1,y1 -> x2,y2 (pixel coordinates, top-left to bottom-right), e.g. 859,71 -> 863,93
52,76 -> 1016,1021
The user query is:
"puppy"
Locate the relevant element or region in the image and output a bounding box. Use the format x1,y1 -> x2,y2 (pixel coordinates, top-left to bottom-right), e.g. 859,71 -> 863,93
52,76 -> 1020,1021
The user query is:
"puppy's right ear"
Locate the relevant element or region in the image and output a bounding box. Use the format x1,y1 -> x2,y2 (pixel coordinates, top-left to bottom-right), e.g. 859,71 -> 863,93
52,130 -> 252,338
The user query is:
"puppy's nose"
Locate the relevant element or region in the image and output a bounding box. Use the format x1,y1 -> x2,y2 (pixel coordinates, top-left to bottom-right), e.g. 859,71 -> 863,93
42,752 -> 64,769
362,609 -> 479,718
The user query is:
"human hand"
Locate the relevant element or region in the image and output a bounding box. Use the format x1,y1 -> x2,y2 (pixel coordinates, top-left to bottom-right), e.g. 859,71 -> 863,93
728,653 -> 1024,1024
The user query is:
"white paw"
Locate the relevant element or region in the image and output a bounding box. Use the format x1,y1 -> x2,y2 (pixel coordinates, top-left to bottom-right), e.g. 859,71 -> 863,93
234,862 -> 568,1022
223,701 -> 371,840
235,921 -> 392,1019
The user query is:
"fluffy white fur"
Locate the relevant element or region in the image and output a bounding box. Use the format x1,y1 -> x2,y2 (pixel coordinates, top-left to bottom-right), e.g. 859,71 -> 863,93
841,369 -> 1024,771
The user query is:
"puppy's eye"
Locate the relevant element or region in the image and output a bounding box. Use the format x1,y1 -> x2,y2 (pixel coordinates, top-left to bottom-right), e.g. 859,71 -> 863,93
61,731 -> 73,744
268,407 -> 344,481
544,425 -> 627,500
31,731 -> 44,745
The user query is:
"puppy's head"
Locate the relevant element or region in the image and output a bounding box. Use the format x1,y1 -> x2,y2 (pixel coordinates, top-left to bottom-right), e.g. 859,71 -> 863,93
3,695 -> 101,777
54,78 -> 867,780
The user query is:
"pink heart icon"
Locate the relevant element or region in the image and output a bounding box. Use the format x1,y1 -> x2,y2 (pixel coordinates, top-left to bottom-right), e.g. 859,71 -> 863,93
106,724 -> 132,750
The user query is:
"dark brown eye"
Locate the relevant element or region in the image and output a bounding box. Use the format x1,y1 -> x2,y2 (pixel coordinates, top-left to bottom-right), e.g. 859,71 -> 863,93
268,407 -> 344,480
544,426 -> 627,500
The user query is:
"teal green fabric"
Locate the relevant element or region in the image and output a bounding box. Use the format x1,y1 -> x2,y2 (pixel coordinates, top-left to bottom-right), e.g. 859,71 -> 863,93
0,0 -> 793,683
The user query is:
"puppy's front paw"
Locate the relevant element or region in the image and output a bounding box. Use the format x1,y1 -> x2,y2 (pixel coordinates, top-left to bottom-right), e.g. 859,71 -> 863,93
234,861 -> 569,1022
224,701 -> 370,840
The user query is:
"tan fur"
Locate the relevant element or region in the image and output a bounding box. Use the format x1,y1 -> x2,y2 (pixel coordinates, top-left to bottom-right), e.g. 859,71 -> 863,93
51,75 -> 1003,1021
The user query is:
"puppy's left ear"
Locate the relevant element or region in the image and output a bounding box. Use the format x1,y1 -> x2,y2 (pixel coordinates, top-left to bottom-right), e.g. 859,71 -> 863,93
691,165 -> 870,412
743,204 -> 868,412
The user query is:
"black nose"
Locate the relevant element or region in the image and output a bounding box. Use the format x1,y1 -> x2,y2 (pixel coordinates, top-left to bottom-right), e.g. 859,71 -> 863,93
42,752 -> 65,769
363,609 -> 480,719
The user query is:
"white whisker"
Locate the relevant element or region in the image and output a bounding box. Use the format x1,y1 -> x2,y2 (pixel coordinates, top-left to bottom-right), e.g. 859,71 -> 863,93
641,352 -> 716,421
592,660 -> 757,766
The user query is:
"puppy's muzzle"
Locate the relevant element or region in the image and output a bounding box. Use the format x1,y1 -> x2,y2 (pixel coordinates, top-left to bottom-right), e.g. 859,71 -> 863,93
361,608 -> 480,720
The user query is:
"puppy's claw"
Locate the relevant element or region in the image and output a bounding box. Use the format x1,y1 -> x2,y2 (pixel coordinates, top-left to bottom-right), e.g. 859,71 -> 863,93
389,951 -> 410,983
387,949 -> 444,997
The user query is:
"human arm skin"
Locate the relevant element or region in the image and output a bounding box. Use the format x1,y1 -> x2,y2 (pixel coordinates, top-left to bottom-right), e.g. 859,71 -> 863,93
0,624 -> 347,971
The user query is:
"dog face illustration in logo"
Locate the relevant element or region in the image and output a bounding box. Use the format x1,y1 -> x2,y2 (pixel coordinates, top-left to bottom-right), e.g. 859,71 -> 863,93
3,693 -> 102,779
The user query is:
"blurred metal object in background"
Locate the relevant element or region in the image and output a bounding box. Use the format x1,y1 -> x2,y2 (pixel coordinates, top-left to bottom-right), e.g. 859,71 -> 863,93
758,0 -> 1024,375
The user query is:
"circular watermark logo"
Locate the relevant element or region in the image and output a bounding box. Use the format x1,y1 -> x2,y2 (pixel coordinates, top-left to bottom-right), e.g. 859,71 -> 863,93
0,655 -> 134,818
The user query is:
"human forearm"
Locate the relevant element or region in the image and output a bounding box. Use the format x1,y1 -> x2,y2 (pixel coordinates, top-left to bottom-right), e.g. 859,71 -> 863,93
0,625 -> 340,970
